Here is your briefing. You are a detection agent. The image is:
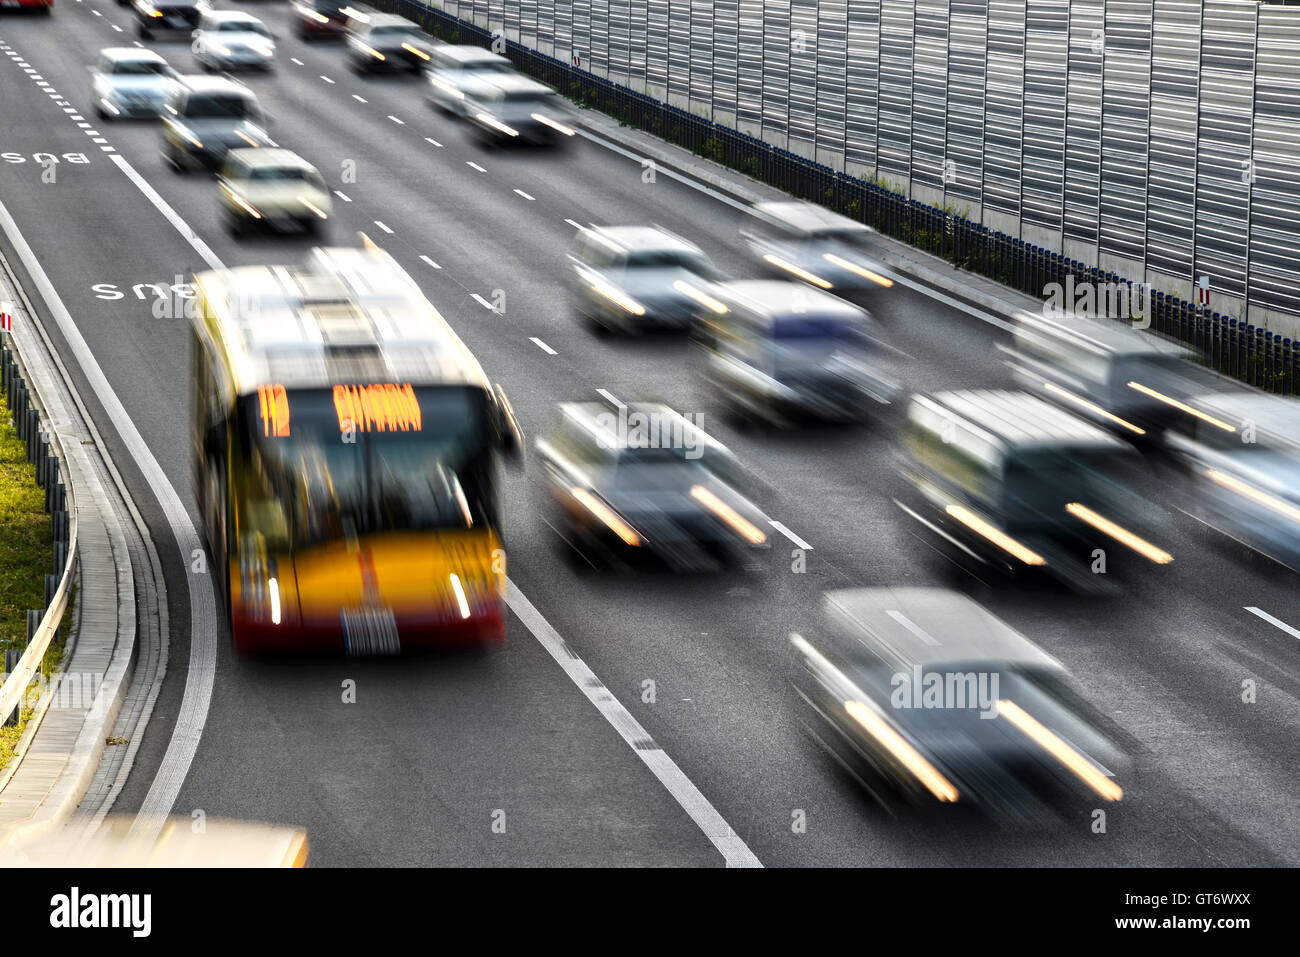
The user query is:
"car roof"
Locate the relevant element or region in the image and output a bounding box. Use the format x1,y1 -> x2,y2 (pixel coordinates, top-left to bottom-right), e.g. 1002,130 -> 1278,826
712,279 -> 867,319
364,13 -> 417,28
479,74 -> 551,95
752,200 -> 873,236
582,226 -> 702,256
224,148 -> 316,171
437,45 -> 509,64
822,587 -> 1065,673
1015,310 -> 1192,359
916,390 -> 1130,451
98,47 -> 167,62
203,10 -> 263,24
173,74 -> 255,96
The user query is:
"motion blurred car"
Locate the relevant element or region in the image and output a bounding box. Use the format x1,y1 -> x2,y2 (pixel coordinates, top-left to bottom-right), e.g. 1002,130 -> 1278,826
1006,310 -> 1220,442
134,0 -> 210,40
161,76 -> 272,173
192,10 -> 276,72
218,148 -> 331,237
345,11 -> 437,72
535,400 -> 771,571
790,587 -> 1130,820
1165,391 -> 1300,571
463,74 -> 576,147
741,200 -> 894,296
5,0 -> 52,13
89,47 -> 178,120
897,389 -> 1172,589
291,0 -> 349,41
568,225 -> 724,335
699,279 -> 897,425
425,45 -> 516,115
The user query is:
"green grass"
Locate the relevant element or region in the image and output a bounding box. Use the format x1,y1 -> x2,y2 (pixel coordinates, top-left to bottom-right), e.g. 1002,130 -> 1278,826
0,377 -> 59,772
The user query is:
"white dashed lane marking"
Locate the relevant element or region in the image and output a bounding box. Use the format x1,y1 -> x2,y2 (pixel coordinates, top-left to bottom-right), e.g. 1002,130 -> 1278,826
352,94 -> 367,103
320,75 -> 334,84
333,190 -> 351,202
424,136 -> 442,147
373,220 -> 394,234
466,161 -> 486,173
565,218 -> 583,229
387,114 -> 404,125
529,337 -> 557,355
1245,607 -> 1300,641
419,255 -> 441,269
769,521 -> 814,551
514,189 -> 536,201
470,293 -> 496,311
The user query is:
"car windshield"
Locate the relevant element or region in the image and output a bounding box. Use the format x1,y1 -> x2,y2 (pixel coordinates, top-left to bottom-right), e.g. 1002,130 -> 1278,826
771,315 -> 862,341
183,94 -> 254,119
218,20 -> 270,36
246,167 -> 321,184
371,25 -> 417,39
239,386 -> 497,549
112,60 -> 172,76
624,250 -> 706,270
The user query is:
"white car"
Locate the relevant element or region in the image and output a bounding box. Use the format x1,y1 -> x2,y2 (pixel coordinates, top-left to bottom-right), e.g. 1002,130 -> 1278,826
89,47 -> 178,120
217,148 -> 332,237
192,11 -> 276,72
425,45 -> 516,115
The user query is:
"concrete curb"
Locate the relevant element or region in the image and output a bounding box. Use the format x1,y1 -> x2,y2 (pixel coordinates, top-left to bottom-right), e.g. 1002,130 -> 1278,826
0,231 -> 140,848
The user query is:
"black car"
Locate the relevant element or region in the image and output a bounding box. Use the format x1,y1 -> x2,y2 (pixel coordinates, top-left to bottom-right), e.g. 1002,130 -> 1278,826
161,76 -> 273,173
133,0 -> 209,39
291,0 -> 349,41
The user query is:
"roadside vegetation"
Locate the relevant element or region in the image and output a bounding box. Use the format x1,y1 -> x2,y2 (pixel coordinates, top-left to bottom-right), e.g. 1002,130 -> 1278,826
0,377 -> 62,772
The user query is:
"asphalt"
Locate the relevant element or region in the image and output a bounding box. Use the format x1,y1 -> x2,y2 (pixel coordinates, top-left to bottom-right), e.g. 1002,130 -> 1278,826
0,0 -> 1297,866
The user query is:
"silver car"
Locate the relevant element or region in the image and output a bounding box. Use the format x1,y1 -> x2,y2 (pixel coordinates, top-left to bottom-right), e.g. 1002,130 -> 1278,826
741,200 -> 895,295
568,225 -> 724,335
425,45 -> 516,115
90,48 -> 178,120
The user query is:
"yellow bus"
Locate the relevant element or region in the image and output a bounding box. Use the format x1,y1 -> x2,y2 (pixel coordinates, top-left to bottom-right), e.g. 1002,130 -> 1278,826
190,240 -> 522,653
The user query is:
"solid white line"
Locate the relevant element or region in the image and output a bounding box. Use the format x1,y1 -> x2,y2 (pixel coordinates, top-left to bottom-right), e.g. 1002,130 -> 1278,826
373,220 -> 393,234
470,293 -> 496,310
424,136 -> 442,147
529,337 -> 557,355
352,94 -> 367,103
387,114 -> 404,125
320,75 -> 334,84
0,194 -> 217,843
513,189 -> 536,201
333,190 -> 351,202
564,218 -> 583,229
109,155 -> 223,270
505,581 -> 761,867
419,255 -> 441,269
1245,607 -> 1300,641
466,161 -> 486,173
769,521 -> 813,551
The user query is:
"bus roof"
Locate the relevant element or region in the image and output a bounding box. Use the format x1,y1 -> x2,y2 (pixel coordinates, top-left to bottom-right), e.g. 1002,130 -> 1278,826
194,244 -> 493,397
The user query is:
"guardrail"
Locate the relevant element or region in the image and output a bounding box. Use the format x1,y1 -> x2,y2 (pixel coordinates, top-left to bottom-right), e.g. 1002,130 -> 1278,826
377,0 -> 1300,397
0,324 -> 77,729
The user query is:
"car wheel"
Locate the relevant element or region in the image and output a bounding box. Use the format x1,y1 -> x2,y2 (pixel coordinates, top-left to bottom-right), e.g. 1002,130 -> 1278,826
166,144 -> 190,173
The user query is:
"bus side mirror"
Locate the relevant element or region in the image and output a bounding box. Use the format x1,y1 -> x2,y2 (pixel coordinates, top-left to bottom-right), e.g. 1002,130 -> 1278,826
494,384 -> 524,464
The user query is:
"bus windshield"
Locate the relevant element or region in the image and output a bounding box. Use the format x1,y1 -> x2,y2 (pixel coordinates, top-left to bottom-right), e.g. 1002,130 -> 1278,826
237,385 -> 496,549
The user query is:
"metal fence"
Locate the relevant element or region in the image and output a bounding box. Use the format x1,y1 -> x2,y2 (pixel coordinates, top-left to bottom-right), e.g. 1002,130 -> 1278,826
378,0 -> 1300,396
